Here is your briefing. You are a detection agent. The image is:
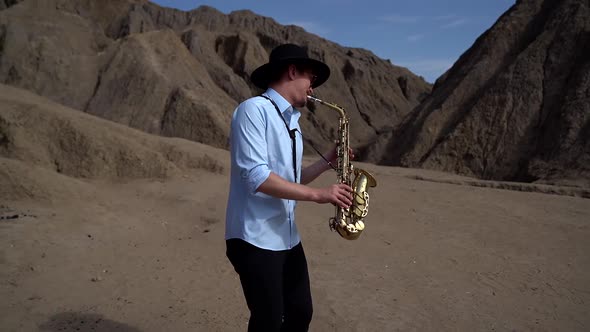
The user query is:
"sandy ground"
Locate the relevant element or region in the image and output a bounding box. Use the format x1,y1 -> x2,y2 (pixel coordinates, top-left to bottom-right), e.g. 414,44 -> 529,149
1,160 -> 589,332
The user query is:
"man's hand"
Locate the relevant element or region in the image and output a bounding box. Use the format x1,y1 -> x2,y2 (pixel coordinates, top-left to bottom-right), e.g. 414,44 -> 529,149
258,173 -> 352,209
313,183 -> 353,209
325,145 -> 354,167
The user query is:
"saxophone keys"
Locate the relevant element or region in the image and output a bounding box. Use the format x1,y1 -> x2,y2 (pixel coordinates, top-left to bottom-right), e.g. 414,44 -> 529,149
354,220 -> 365,231
348,221 -> 359,230
361,209 -> 368,218
354,191 -> 367,205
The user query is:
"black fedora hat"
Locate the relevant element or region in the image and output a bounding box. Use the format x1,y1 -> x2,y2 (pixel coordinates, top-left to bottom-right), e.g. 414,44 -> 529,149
250,44 -> 330,89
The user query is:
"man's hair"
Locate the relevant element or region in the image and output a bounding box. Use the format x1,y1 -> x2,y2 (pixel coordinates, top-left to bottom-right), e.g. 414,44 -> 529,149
268,63 -> 289,84
268,63 -> 311,85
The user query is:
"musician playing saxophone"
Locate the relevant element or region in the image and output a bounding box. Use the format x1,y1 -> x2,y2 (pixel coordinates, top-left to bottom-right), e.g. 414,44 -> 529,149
225,43 -> 353,331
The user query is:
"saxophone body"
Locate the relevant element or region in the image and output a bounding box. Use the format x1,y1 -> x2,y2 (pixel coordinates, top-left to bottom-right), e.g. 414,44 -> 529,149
307,96 -> 377,240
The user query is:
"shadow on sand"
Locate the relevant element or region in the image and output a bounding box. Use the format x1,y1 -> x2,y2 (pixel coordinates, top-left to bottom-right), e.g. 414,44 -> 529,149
39,312 -> 142,332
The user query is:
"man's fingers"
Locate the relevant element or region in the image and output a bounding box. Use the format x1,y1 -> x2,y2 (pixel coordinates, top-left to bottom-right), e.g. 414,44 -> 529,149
335,184 -> 353,206
337,191 -> 352,208
325,184 -> 354,208
337,183 -> 353,192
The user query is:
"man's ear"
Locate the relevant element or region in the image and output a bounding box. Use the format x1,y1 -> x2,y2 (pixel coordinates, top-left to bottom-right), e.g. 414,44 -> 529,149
287,64 -> 298,81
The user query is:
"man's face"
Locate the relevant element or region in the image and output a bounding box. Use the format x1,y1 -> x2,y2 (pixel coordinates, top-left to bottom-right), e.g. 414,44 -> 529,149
291,65 -> 317,108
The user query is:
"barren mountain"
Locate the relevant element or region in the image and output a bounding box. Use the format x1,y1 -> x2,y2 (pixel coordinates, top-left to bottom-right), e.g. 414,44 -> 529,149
0,0 -> 430,154
1,0 -> 587,186
367,0 -> 590,186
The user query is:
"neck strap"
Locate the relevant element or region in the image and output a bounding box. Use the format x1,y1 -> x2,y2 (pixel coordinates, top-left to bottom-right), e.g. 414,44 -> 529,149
259,94 -> 298,183
259,95 -> 338,180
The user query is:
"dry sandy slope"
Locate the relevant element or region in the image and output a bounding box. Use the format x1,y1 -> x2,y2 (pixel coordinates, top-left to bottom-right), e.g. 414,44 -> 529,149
1,160 -> 589,331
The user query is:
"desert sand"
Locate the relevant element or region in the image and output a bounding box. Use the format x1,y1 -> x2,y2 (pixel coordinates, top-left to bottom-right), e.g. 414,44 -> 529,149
2,156 -> 589,331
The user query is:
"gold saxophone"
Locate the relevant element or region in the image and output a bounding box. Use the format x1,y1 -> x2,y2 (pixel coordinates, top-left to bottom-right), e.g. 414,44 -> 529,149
307,96 -> 377,240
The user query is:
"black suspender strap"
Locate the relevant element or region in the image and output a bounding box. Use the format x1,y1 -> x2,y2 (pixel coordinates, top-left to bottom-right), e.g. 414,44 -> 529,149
259,95 -> 339,183
259,94 -> 298,183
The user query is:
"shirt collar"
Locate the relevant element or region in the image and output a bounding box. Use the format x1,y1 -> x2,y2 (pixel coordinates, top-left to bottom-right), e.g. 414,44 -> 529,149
265,88 -> 294,115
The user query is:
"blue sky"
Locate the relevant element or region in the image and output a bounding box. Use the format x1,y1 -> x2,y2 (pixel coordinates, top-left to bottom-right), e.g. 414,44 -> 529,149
150,0 -> 515,83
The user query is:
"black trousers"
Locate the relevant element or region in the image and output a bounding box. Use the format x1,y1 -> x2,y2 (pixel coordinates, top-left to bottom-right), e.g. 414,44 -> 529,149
226,239 -> 313,332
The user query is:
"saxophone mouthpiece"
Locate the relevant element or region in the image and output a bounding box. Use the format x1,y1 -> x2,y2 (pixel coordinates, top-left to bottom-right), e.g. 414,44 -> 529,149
306,95 -> 321,108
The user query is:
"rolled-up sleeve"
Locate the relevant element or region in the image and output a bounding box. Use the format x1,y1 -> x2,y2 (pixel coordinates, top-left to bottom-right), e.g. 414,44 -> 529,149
231,100 -> 271,193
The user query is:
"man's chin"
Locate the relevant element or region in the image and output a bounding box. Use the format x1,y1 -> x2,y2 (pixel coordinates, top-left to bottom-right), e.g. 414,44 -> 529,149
295,99 -> 306,108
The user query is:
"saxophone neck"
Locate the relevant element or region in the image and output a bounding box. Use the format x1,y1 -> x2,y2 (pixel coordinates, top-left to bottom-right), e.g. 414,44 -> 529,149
307,95 -> 347,119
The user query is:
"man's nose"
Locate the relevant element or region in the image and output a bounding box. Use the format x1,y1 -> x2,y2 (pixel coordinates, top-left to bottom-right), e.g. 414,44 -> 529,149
307,87 -> 314,95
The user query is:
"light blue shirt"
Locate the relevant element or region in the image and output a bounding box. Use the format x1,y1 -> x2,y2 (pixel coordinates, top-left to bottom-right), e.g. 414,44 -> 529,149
225,88 -> 304,250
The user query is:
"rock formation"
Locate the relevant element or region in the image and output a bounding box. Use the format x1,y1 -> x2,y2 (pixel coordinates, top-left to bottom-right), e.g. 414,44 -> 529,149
367,0 -> 589,186
0,0 -> 429,154
1,0 -> 587,186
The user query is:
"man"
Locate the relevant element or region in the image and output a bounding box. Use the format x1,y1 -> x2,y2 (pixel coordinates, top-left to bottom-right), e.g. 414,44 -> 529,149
225,43 -> 353,331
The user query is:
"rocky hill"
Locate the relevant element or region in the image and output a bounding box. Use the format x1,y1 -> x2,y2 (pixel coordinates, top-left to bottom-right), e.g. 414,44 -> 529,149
1,0 -> 587,187
366,0 -> 589,186
0,83 -> 228,201
0,0 -> 430,156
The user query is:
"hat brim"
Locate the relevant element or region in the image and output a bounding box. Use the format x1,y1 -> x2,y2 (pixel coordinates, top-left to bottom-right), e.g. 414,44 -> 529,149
250,58 -> 330,89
